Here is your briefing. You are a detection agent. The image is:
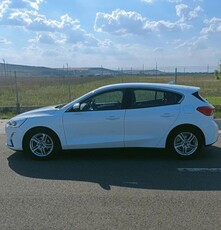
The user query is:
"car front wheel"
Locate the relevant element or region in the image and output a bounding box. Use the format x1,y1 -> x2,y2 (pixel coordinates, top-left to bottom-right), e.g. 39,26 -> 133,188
24,128 -> 60,160
168,128 -> 203,158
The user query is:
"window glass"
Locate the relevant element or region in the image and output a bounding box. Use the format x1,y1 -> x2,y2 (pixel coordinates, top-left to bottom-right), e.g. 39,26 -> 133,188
192,91 -> 207,102
80,90 -> 123,111
131,89 -> 182,109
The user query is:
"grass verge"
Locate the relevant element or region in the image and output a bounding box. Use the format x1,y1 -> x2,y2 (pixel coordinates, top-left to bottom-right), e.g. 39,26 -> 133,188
0,74 -> 221,118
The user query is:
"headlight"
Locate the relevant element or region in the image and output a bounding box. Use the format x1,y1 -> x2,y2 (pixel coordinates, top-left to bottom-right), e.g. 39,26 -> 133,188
7,118 -> 27,128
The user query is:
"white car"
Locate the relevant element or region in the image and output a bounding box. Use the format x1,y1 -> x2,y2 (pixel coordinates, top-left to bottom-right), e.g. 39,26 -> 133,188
6,83 -> 219,160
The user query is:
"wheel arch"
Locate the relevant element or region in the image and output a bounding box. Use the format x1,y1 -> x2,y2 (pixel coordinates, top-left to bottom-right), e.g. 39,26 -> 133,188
166,124 -> 205,148
22,126 -> 62,151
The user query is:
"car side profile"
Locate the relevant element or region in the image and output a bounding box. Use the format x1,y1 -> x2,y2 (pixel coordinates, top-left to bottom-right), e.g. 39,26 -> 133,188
5,83 -> 219,160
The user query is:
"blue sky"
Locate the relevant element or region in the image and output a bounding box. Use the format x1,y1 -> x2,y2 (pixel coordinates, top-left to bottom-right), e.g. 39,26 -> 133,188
0,0 -> 221,69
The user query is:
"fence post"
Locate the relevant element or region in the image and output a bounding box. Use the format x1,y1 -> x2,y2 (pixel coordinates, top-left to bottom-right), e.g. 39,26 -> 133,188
14,71 -> 20,114
175,67 -> 177,84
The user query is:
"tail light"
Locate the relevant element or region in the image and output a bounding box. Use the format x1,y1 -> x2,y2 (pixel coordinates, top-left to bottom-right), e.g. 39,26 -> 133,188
197,106 -> 215,116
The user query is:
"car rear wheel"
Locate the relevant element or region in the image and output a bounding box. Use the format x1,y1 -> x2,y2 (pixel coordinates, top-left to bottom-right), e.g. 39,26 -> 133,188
168,128 -> 203,158
24,128 -> 60,160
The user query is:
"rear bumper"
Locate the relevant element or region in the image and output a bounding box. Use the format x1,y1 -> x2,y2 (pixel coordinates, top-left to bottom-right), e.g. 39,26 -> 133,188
203,120 -> 219,146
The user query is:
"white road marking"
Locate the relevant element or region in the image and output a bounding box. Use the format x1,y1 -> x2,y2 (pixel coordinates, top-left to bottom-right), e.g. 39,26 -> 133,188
178,168 -> 221,172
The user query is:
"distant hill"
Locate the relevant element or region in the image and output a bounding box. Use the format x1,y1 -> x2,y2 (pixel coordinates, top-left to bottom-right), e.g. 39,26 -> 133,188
0,63 -> 166,78
0,63 -> 119,77
0,63 -> 63,78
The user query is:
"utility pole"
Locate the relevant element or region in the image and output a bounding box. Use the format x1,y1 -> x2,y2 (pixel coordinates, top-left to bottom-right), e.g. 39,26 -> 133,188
175,67 -> 177,84
101,65 -> 103,76
155,62 -> 158,81
14,71 -> 20,114
2,59 -> 6,79
67,63 -> 71,101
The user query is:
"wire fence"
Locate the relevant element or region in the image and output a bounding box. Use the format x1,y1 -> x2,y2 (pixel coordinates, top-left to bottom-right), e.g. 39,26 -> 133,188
0,65 -> 219,114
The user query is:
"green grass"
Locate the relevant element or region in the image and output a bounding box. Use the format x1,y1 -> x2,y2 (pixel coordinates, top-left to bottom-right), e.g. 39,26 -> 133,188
0,112 -> 16,119
206,97 -> 221,118
206,96 -> 221,105
0,74 -> 221,118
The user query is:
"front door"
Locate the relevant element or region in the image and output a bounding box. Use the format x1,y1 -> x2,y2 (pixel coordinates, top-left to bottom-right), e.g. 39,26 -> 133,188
63,90 -> 126,149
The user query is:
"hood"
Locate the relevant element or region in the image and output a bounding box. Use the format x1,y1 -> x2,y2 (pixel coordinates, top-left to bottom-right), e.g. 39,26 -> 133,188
15,106 -> 58,119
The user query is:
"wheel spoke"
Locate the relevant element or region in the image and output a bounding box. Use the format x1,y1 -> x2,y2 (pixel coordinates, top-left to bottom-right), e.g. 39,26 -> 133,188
188,143 -> 197,149
32,136 -> 41,145
175,143 -> 184,149
42,134 -> 48,143
187,134 -> 195,143
184,146 -> 189,154
177,133 -> 186,142
41,147 -> 48,156
32,145 -> 41,154
45,143 -> 53,149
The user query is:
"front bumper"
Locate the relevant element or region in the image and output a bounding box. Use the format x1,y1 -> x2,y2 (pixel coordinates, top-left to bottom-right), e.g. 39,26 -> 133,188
5,127 -> 24,151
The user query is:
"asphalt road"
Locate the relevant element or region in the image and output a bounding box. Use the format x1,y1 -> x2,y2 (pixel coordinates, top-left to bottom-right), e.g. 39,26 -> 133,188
0,128 -> 221,229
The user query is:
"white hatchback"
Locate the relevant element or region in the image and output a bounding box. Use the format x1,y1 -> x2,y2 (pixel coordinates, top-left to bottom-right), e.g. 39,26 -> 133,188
6,83 -> 219,159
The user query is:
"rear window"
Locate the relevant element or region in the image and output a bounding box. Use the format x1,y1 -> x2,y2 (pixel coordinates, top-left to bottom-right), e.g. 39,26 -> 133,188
192,91 -> 207,102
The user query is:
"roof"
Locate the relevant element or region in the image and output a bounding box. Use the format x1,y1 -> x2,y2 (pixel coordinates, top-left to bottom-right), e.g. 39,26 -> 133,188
96,82 -> 200,93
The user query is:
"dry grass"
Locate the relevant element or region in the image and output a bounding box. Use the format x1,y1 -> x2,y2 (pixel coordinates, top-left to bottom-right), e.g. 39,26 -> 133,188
0,73 -> 221,117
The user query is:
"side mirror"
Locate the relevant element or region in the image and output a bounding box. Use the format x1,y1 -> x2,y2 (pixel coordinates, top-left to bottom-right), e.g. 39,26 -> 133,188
73,103 -> 80,111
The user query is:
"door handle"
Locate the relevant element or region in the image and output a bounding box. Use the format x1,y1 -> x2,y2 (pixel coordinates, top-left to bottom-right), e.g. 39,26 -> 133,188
161,113 -> 174,118
106,116 -> 120,120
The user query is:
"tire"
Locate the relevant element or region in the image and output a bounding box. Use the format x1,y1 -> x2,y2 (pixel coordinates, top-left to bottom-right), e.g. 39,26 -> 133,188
167,128 -> 203,158
24,128 -> 60,160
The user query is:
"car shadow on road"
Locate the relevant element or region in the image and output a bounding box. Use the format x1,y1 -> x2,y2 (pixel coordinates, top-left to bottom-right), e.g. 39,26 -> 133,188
7,145 -> 221,191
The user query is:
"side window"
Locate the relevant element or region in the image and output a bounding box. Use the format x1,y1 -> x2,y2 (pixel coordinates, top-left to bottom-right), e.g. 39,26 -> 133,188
131,89 -> 182,109
80,90 -> 123,111
164,92 -> 182,105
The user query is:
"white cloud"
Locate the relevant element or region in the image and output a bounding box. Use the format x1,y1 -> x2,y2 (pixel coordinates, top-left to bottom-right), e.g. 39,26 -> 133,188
176,35 -> 208,51
201,17 -> 221,34
95,9 -> 146,35
0,0 -> 80,33
141,0 -> 155,3
153,47 -> 164,52
144,19 -> 191,32
2,0 -> 45,11
27,13 -> 65,31
1,0 -> 217,68
141,0 -> 183,3
168,0 -> 182,3
32,32 -> 66,44
9,0 -> 30,9
0,36 -> 11,44
176,4 -> 203,21
0,0 -> 10,18
95,9 -> 191,35
8,10 -> 33,26
0,0 -> 98,48
22,0 -> 44,10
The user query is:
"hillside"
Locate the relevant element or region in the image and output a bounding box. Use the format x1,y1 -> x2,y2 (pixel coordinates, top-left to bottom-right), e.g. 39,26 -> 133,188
0,63 -> 118,77
0,63 -> 165,78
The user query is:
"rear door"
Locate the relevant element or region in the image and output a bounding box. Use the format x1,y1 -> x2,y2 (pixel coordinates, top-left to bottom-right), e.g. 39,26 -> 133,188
124,89 -> 182,147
